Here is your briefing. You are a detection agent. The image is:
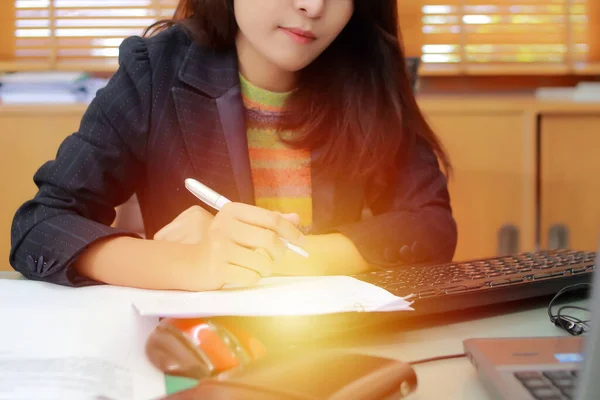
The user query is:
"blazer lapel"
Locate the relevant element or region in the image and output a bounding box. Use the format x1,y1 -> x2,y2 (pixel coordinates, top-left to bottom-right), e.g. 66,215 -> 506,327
172,42 -> 255,204
216,86 -> 255,205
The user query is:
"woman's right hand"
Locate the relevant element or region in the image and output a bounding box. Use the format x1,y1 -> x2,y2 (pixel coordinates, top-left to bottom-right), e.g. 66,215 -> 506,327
188,202 -> 304,291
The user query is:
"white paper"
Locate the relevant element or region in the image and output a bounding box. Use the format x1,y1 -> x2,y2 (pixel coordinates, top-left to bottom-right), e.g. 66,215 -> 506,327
132,276 -> 414,318
0,305 -> 165,400
0,276 -> 413,319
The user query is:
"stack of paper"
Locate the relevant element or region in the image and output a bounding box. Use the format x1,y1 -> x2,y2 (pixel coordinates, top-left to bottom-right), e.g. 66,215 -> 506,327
0,281 -> 164,400
0,72 -> 108,104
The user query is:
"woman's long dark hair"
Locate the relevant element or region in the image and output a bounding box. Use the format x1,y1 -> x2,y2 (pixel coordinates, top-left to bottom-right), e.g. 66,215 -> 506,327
146,0 -> 451,179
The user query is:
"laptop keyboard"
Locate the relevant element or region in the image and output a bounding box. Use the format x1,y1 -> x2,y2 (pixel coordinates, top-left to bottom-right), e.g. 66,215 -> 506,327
514,370 -> 578,400
355,250 -> 596,299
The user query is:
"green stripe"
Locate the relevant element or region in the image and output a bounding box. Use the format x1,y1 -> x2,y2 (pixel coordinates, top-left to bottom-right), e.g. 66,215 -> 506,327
239,73 -> 291,108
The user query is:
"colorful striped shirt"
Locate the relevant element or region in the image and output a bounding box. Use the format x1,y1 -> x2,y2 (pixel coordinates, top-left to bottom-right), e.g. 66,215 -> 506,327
239,74 -> 313,233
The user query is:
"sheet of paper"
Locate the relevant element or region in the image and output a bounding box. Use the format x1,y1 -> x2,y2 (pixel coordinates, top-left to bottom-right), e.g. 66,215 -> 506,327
1,276 -> 412,318
0,304 -> 165,400
132,276 -> 414,318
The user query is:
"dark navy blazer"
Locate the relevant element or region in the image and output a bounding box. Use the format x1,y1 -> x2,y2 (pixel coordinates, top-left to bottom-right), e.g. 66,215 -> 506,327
9,26 -> 457,286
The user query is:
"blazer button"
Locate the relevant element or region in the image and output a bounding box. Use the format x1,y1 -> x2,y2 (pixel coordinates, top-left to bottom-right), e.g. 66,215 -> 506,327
384,248 -> 399,262
27,255 -> 45,272
26,255 -> 36,269
399,245 -> 411,262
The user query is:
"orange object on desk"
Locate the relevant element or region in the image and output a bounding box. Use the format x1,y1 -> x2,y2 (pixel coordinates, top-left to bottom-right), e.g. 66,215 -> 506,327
145,318 -> 267,379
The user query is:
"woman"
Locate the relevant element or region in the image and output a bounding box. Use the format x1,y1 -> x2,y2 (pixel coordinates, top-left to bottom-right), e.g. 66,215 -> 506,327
9,0 -> 457,290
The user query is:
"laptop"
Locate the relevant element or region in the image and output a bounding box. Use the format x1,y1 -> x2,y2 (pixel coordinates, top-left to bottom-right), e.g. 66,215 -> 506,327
463,248 -> 600,400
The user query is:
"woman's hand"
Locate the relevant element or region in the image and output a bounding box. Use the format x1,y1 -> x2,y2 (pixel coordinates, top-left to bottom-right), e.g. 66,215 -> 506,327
154,205 -> 214,245
157,203 -> 304,290
155,205 -> 300,246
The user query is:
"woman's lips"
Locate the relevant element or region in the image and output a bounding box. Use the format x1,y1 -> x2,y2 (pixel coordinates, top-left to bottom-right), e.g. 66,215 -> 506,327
280,27 -> 317,44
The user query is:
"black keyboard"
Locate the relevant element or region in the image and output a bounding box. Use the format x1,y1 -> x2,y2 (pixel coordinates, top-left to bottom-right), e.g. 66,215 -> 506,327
514,370 -> 578,399
353,250 -> 596,315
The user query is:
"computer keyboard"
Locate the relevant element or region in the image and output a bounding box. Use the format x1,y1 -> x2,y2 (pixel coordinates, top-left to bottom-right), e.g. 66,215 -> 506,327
514,370 -> 578,400
353,250 -> 596,315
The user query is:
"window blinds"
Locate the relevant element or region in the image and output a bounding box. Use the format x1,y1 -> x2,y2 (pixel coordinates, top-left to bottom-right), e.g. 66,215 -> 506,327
11,0 -> 176,71
418,0 -> 590,75
2,0 -> 596,75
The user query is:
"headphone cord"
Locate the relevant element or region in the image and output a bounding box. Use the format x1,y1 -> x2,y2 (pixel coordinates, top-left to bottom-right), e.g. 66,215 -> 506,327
547,283 -> 591,336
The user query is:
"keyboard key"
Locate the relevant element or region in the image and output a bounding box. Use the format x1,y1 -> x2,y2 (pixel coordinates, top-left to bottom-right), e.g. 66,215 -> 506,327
468,274 -> 486,280
417,289 -> 438,298
533,272 -> 567,280
570,267 -> 588,274
444,285 -> 467,294
522,379 -> 551,389
571,370 -> 579,377
530,388 -> 561,400
561,387 -> 576,399
490,279 -> 512,287
514,371 -> 542,380
543,371 -> 573,381
551,379 -> 575,389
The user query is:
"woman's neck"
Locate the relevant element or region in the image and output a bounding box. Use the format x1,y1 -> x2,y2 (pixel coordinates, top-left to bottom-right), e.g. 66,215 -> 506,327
235,33 -> 297,93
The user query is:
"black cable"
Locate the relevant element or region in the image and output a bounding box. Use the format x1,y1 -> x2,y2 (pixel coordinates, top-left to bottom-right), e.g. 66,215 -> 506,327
409,353 -> 466,366
548,283 -> 591,336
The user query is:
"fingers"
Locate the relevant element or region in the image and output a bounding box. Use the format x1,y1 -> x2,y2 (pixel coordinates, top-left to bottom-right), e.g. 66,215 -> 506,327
280,213 -> 301,227
226,244 -> 273,278
226,219 -> 287,261
222,263 -> 261,288
220,203 -> 304,245
154,222 -> 180,242
154,206 -> 214,244
155,222 -> 201,244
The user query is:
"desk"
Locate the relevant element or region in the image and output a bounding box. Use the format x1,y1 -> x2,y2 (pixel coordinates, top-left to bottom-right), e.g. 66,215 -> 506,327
1,271 -> 582,399
330,301 -> 577,400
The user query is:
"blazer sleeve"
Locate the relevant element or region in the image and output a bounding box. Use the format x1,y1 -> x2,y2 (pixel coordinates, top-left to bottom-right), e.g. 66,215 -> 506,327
9,36 -> 152,287
334,135 -> 458,268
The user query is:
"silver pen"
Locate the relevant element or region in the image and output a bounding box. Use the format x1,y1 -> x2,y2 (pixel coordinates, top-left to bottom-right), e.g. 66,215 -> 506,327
184,178 -> 309,258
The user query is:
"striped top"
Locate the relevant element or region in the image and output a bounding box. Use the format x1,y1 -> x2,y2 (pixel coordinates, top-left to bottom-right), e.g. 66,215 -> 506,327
240,74 -> 313,233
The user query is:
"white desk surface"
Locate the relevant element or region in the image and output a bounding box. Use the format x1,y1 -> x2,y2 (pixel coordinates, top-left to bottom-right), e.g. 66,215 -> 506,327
0,271 -> 585,400
334,300 -> 579,400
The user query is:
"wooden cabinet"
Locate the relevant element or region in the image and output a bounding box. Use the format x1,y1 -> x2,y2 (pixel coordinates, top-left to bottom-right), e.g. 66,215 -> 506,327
0,106 -> 84,271
422,104 -> 536,262
541,114 -> 600,252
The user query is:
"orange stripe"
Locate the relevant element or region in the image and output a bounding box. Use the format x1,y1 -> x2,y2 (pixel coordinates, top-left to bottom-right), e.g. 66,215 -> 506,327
254,185 -> 312,198
251,167 -> 311,188
246,118 -> 281,131
248,147 -> 310,161
242,96 -> 283,113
